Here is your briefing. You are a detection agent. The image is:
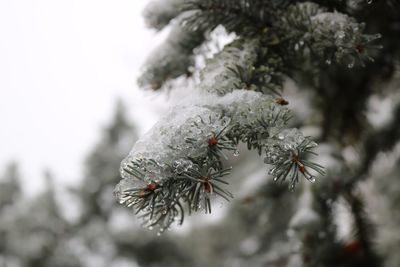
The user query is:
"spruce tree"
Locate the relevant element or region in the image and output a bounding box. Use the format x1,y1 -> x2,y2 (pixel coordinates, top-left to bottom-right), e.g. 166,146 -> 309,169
0,168 -> 79,267
114,1 -> 400,267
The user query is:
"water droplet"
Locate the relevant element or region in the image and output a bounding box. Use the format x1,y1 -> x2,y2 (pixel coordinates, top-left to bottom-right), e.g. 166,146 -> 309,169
294,43 -> 299,51
290,184 -> 295,192
336,30 -> 345,39
309,177 -> 316,183
283,143 -> 295,150
157,232 -> 161,236
347,62 -> 354,68
325,59 -> 331,65
367,0 -> 372,4
233,150 -> 240,157
148,226 -> 153,230
273,177 -> 278,182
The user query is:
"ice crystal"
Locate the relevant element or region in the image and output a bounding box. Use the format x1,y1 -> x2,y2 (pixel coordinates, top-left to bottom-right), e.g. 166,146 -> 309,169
310,11 -> 381,66
200,39 -> 259,95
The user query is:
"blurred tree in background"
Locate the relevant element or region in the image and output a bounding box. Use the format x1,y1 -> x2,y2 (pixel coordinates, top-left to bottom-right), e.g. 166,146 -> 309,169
0,102 -> 191,267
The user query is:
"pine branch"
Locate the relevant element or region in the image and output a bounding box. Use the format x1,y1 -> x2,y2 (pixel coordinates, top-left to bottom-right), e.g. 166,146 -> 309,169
274,2 -> 382,68
115,91 -> 322,229
199,38 -> 259,95
200,38 -> 285,96
137,14 -> 206,90
181,0 -> 284,36
115,160 -> 232,233
266,132 -> 325,190
117,0 -> 386,233
142,0 -> 185,30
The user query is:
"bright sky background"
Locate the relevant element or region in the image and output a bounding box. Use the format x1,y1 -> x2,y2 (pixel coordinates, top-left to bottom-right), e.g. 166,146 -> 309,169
0,0 -> 169,194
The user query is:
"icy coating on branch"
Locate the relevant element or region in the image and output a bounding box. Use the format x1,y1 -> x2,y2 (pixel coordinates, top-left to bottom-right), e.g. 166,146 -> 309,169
200,39 -> 259,95
120,91 -> 275,181
138,13 -> 206,90
276,2 -> 381,67
115,91 -> 323,230
310,11 -> 381,67
199,38 -> 285,96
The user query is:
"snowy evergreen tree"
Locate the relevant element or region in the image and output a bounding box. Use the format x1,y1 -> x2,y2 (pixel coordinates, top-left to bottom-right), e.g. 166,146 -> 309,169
0,102 -> 194,267
0,168 -> 80,267
114,1 -> 400,267
0,163 -> 21,209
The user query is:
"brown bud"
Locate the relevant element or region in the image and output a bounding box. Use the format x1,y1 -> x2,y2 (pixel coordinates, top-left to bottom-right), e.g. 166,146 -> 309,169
275,97 -> 289,105
147,183 -> 157,191
299,165 -> 305,174
208,137 -> 218,146
343,240 -> 362,255
356,45 -> 364,54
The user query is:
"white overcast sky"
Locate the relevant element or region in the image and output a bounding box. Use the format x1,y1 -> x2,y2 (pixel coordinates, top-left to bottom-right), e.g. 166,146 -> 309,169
0,0 -> 170,194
